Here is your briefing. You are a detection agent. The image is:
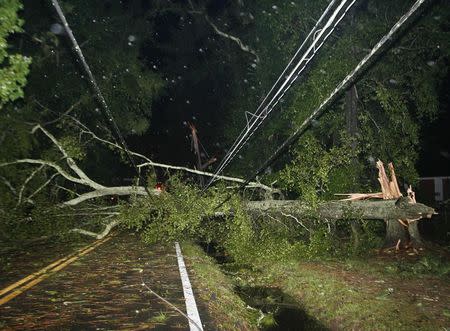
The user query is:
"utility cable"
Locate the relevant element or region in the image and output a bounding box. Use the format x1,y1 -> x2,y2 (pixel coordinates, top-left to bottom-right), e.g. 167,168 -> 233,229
211,0 -> 339,177
237,0 -> 430,191
205,0 -> 358,189
207,0 -> 349,186
51,0 -> 151,195
216,0 -> 358,179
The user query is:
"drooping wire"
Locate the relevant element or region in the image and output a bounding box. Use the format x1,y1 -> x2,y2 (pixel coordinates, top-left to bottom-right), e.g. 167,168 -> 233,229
51,0 -> 151,195
210,0 -> 339,174
236,0 -> 431,191
213,0 -> 358,180
207,0 -> 347,187
205,0 -> 358,189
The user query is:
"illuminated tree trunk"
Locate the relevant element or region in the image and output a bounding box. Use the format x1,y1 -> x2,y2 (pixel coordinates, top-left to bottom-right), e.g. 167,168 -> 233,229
350,219 -> 363,248
244,199 -> 435,248
383,219 -> 408,248
407,220 -> 424,247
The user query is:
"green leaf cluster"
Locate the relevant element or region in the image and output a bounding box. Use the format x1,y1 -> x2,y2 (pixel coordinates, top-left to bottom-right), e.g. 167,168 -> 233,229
278,134 -> 357,204
0,0 -> 31,108
118,175 -> 380,264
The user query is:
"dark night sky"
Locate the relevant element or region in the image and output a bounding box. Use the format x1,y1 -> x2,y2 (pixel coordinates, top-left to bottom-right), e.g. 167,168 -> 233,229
417,69 -> 450,177
105,1 -> 450,178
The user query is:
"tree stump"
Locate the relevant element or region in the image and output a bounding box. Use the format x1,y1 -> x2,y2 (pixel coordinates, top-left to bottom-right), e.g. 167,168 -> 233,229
384,219 -> 408,248
407,220 -> 424,247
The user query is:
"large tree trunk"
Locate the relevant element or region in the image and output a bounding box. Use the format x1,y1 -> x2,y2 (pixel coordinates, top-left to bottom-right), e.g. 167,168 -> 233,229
244,199 -> 435,248
245,199 -> 435,221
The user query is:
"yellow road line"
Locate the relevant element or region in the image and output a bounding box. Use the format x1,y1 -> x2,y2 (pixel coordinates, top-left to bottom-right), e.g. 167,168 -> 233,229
0,236 -> 112,306
0,237 -> 107,297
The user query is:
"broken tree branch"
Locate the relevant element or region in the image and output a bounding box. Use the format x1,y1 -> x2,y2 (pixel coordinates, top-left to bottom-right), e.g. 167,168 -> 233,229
1,159 -> 87,187
32,124 -> 104,190
71,218 -> 119,239
65,116 -> 275,192
63,186 -> 159,206
336,192 -> 384,201
187,0 -> 259,62
138,161 -> 275,192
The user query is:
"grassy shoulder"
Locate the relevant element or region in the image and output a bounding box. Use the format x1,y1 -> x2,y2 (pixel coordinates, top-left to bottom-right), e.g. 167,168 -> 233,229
233,254 -> 450,331
181,242 -> 258,331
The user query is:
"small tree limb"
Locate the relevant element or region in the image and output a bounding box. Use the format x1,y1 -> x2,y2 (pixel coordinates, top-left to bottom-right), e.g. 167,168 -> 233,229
63,186 -> 159,206
26,172 -> 60,202
16,165 -> 45,206
204,15 -> 260,63
65,116 -> 275,192
138,161 -> 275,192
1,159 -> 87,187
187,0 -> 259,62
280,211 -> 311,232
32,124 -> 104,190
71,219 -> 119,239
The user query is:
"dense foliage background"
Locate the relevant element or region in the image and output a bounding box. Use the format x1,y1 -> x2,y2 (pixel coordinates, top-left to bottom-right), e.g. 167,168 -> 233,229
0,0 -> 449,246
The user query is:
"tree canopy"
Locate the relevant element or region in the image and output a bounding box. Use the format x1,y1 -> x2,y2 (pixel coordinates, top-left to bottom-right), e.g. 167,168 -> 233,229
0,0 -> 449,241
0,0 -> 31,108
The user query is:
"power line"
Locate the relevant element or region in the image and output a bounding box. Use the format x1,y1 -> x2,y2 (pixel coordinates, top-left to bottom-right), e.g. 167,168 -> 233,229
207,0 -> 339,185
205,0 -> 358,189
217,0 -> 358,176
213,0 -> 339,173
207,0 -> 350,186
237,0 -> 430,190
51,0 -> 151,195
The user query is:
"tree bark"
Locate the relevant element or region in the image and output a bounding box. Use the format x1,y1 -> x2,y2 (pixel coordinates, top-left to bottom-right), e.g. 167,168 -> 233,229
407,220 -> 424,247
244,199 -> 435,249
63,186 -> 156,206
383,219 -> 408,248
245,199 -> 435,221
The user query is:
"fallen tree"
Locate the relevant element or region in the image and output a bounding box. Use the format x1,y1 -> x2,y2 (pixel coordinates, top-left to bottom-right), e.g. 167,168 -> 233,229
244,161 -> 436,249
0,114 -> 436,248
245,198 -> 435,247
245,199 -> 435,221
0,118 -> 277,239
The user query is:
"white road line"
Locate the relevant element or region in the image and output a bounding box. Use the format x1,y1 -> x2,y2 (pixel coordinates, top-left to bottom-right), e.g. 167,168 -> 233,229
175,242 -> 204,331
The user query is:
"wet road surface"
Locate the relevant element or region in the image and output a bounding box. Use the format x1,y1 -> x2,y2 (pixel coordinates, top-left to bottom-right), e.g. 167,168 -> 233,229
0,232 -> 207,330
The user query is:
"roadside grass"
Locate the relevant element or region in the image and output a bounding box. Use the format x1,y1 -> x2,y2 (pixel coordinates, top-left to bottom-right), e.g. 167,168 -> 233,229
233,256 -> 450,331
181,240 -> 449,330
181,242 -> 258,331
341,252 -> 450,278
149,311 -> 168,324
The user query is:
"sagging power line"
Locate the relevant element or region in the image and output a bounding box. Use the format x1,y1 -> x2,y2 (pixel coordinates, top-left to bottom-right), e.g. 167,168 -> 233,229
205,0 -> 358,189
237,0 -> 430,190
51,0 -> 151,195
